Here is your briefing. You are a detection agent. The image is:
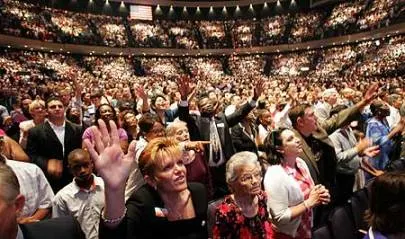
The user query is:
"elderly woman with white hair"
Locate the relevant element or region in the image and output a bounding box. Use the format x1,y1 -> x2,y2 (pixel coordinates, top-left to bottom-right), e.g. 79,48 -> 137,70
212,151 -> 273,239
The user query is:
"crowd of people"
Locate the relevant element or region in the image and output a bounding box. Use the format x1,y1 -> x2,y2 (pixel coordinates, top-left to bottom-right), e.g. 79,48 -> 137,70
0,0 -> 404,48
0,34 -> 404,239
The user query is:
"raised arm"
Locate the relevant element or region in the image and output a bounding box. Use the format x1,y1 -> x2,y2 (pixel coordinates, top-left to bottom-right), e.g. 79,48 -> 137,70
321,83 -> 379,134
177,76 -> 195,124
226,78 -> 264,127
134,84 -> 150,114
84,120 -> 137,230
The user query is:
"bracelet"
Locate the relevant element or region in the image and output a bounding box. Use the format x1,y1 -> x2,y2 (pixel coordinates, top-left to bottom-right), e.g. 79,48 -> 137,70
101,208 -> 127,224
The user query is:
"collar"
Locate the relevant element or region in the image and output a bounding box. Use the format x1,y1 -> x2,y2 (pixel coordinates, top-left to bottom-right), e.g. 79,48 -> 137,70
48,120 -> 66,129
16,225 -> 24,239
73,174 -> 103,195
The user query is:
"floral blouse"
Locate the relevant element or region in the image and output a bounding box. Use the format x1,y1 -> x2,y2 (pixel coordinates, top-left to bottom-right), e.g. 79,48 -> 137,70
212,191 -> 273,239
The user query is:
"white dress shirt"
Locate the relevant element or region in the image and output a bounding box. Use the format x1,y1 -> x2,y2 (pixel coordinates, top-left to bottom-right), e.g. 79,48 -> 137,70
6,159 -> 54,217
386,105 -> 400,129
48,120 -> 66,156
52,175 -> 105,239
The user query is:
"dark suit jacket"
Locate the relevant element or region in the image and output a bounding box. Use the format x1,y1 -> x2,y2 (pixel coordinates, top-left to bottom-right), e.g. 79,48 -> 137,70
26,121 -> 83,192
179,101 -> 255,198
179,101 -> 255,162
230,122 -> 259,155
20,216 -> 85,239
100,183 -> 208,239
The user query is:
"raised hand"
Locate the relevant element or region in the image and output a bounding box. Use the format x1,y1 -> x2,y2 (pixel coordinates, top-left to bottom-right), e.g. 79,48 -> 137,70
177,75 -> 192,101
363,83 -> 379,105
253,78 -> 265,101
134,84 -> 148,100
84,119 -> 137,191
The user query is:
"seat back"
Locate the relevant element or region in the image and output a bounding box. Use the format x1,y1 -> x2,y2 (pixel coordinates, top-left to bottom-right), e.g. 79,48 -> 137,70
313,226 -> 333,239
350,188 -> 370,231
207,197 -> 224,239
328,206 -> 357,239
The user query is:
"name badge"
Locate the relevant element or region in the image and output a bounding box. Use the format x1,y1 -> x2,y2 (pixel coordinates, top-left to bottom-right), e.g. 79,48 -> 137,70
216,123 -> 225,128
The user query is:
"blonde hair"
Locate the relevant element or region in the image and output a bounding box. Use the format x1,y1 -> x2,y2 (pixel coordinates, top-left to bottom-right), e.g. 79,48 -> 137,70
139,137 -> 182,177
28,99 -> 45,114
165,121 -> 187,137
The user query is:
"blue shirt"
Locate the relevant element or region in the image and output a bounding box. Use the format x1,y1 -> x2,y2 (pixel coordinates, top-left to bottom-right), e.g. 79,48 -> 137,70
366,117 -> 393,170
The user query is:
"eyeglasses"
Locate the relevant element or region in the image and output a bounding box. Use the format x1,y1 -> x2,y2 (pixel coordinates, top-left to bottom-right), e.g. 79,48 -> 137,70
239,171 -> 262,183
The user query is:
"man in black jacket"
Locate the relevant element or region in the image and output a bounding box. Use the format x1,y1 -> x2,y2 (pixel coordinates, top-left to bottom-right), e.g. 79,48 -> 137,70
26,97 -> 83,193
0,163 -> 85,239
177,77 -> 264,199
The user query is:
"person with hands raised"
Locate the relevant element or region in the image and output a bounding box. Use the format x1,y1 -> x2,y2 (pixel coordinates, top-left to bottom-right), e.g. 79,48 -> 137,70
177,76 -> 264,199
86,119 -> 208,239
263,128 -> 330,239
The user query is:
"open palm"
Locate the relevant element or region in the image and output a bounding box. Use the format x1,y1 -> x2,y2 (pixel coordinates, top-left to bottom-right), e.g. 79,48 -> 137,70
84,120 -> 136,191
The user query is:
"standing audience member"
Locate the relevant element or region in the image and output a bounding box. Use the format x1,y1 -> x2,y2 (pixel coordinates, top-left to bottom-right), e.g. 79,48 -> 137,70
0,164 -> 85,239
166,120 -> 213,199
213,151 -> 272,239
287,83 -> 378,227
264,128 -> 330,239
0,133 -> 54,224
124,113 -> 165,200
329,105 -> 380,204
26,97 -> 83,192
53,149 -> 105,239
231,109 -> 259,155
84,120 -> 208,239
386,94 -> 402,129
256,109 -> 273,146
366,100 -> 404,171
177,76 -> 264,199
19,99 -> 47,149
121,111 -> 138,142
82,104 -> 128,153
314,88 -> 339,123
363,172 -> 405,239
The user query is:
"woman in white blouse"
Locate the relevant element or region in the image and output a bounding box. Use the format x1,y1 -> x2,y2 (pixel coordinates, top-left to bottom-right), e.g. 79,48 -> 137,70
263,128 -> 330,239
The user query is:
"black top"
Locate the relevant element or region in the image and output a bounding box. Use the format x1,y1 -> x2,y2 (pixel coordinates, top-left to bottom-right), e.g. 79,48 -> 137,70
100,182 -> 208,239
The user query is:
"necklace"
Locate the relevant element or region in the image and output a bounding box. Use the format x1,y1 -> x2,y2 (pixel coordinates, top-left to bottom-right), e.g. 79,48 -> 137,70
164,191 -> 192,220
